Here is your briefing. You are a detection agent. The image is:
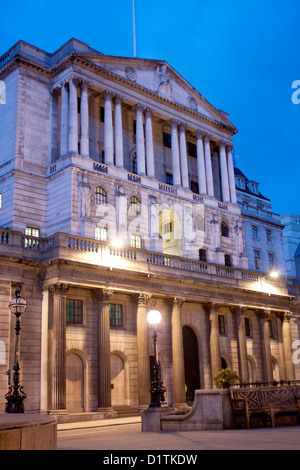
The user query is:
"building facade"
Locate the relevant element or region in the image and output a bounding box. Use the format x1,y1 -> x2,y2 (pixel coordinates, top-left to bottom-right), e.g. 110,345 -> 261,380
0,39 -> 299,415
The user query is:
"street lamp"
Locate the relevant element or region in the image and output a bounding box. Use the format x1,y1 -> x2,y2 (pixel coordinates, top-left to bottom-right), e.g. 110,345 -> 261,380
5,290 -> 27,413
147,309 -> 166,407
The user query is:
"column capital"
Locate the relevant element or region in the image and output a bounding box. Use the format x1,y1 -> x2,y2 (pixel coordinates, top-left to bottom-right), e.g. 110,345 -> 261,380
69,76 -> 80,87
203,302 -> 221,314
80,81 -> 90,92
170,119 -> 180,129
179,123 -> 187,132
218,140 -> 227,148
103,90 -> 114,102
115,94 -> 124,105
172,297 -> 184,309
137,292 -> 151,307
277,311 -> 292,322
195,130 -> 205,139
135,102 -> 145,114
255,309 -> 270,320
49,283 -> 69,296
145,107 -> 153,117
230,305 -> 247,317
226,143 -> 234,150
95,288 -> 114,303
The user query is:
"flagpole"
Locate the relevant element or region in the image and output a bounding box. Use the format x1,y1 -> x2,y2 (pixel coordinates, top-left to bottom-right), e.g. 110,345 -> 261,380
133,0 -> 137,57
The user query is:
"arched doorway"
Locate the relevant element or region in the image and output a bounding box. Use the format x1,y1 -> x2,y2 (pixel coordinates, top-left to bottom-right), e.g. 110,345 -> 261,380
66,353 -> 84,412
111,354 -> 126,406
182,326 -> 200,403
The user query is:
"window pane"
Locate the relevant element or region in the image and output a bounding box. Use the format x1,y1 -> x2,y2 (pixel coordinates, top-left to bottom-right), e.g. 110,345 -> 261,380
95,187 -> 107,205
218,315 -> 225,334
66,299 -> 83,324
109,304 -> 123,327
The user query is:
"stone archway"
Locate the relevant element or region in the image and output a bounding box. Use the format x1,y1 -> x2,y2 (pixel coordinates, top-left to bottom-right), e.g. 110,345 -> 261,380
66,352 -> 84,412
182,326 -> 200,403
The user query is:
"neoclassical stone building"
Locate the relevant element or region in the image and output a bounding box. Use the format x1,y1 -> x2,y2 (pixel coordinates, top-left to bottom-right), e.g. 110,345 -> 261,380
0,38 -> 299,416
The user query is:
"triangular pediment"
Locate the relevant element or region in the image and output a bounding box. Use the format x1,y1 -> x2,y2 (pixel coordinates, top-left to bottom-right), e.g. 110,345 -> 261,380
75,52 -> 236,131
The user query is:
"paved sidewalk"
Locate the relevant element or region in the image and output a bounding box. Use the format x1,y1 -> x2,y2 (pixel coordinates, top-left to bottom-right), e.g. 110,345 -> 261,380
57,417 -> 300,450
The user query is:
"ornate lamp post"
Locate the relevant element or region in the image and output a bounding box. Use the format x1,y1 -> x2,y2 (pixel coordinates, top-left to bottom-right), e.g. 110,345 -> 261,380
5,290 -> 27,413
147,309 -> 166,407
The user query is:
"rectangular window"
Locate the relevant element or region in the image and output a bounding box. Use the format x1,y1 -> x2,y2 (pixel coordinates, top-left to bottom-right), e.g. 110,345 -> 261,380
95,227 -> 107,241
268,252 -> 275,269
266,229 -> 272,243
100,106 -> 105,123
66,299 -> 83,324
24,227 -> 40,248
187,142 -> 197,158
254,250 -> 260,269
165,173 -> 173,185
191,181 -> 199,194
77,97 -> 81,114
218,315 -> 225,335
163,132 -> 171,148
130,234 -> 141,249
224,254 -> 232,267
109,303 -> 123,327
252,225 -> 258,239
268,319 -> 275,339
245,317 -> 251,337
199,249 -> 207,261
25,227 -> 40,237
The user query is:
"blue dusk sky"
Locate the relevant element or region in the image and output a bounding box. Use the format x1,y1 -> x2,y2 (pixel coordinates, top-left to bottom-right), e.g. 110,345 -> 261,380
0,0 -> 299,217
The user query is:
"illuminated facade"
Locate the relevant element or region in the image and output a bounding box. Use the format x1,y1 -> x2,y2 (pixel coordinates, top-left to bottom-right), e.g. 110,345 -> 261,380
0,39 -> 299,416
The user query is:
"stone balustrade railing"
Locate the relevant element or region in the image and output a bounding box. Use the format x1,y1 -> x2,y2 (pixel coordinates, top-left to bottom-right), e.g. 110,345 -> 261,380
0,228 -> 287,294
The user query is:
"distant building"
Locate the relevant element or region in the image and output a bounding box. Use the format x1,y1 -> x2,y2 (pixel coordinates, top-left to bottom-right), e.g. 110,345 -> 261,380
0,38 -> 299,417
234,167 -> 286,276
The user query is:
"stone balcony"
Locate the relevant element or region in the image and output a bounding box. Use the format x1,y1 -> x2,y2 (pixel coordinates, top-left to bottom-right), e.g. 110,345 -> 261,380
0,227 -> 288,298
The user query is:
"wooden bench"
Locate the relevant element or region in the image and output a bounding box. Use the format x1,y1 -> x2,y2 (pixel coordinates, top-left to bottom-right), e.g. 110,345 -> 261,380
230,386 -> 300,429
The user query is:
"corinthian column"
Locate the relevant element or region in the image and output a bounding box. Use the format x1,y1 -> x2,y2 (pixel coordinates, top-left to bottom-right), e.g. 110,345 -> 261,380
204,303 -> 221,384
170,120 -> 181,187
203,135 -> 214,197
114,95 -> 124,168
135,104 -> 146,175
231,306 -> 249,382
49,283 -> 69,412
196,131 -> 207,195
136,293 -> 151,408
171,298 -> 187,408
68,78 -> 78,154
104,91 -> 114,165
96,288 -> 114,410
219,141 -> 230,203
60,82 -> 69,156
256,310 -> 273,382
226,145 -> 237,204
145,108 -> 155,178
179,125 -> 189,190
282,312 -> 295,380
80,82 -> 89,157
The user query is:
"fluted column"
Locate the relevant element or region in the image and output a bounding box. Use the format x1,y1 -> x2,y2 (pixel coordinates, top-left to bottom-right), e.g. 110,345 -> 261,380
104,91 -> 114,165
136,293 -> 151,408
196,131 -> 207,195
203,135 -> 214,197
227,144 -> 237,204
282,312 -> 295,380
68,78 -> 78,154
204,303 -> 221,384
49,283 -> 69,411
256,310 -> 273,382
171,298 -> 186,408
136,104 -> 146,175
60,82 -> 69,156
170,120 -> 181,187
80,82 -> 89,157
179,125 -> 189,190
231,306 -> 249,382
219,141 -> 230,203
145,108 -> 155,178
114,95 -> 124,168
96,288 -> 114,410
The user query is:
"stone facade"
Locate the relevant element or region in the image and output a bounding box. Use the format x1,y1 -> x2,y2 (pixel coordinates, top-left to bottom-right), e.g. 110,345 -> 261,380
0,38 -> 299,415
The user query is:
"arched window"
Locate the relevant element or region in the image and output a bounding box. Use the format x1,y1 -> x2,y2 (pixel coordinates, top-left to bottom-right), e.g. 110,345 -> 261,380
95,186 -> 107,205
221,221 -> 229,237
130,196 -> 141,216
